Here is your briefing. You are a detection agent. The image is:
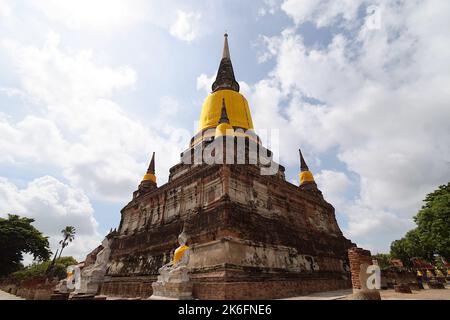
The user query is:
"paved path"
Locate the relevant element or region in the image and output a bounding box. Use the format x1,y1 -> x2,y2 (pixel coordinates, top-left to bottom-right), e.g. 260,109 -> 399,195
283,289 -> 353,300
0,290 -> 25,300
284,285 -> 450,300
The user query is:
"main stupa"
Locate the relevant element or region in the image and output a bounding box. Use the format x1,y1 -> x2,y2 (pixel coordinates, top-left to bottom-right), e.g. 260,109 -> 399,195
99,34 -> 354,299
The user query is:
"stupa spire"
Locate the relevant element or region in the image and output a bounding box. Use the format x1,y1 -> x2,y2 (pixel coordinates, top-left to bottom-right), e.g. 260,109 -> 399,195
142,152 -> 156,185
148,152 -> 155,175
222,32 -> 231,59
298,149 -> 317,190
299,149 -> 309,172
212,33 -> 240,93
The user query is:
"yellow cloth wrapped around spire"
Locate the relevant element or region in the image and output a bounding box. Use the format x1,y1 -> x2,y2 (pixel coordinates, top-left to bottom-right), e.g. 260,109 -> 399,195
198,90 -> 254,133
299,171 -> 315,185
142,173 -> 156,184
140,152 -> 156,185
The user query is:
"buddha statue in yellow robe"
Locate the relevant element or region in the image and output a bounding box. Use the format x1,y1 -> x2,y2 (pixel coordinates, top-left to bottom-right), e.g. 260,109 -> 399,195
157,231 -> 191,284
173,241 -> 190,266
150,230 -> 194,299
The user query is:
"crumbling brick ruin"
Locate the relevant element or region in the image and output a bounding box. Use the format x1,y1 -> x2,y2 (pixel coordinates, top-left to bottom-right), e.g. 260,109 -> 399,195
98,34 -> 355,300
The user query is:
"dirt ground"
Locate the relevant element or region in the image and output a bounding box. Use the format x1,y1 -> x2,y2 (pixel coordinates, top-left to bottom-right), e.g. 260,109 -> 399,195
380,286 -> 450,300
285,284 -> 450,300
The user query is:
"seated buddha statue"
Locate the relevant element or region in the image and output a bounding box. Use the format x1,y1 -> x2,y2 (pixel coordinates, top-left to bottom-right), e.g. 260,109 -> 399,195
150,230 -> 194,299
157,231 -> 191,284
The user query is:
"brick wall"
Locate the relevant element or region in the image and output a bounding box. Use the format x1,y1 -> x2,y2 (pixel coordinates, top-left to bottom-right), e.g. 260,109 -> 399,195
348,247 -> 373,290
1,280 -> 57,300
100,280 -> 154,298
193,278 -> 351,300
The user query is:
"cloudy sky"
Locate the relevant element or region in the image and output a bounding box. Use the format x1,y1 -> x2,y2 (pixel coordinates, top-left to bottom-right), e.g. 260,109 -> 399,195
0,0 -> 449,262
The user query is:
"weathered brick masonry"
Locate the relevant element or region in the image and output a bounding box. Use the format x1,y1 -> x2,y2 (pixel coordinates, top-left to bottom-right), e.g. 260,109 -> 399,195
348,247 -> 373,290
97,34 -> 355,299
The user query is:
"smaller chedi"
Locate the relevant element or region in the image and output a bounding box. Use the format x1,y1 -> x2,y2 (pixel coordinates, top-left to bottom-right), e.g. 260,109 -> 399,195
150,229 -> 193,300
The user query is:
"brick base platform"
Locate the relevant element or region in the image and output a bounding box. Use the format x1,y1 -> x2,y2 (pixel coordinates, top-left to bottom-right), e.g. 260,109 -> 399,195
193,278 -> 351,300
100,277 -> 154,298
101,270 -> 351,300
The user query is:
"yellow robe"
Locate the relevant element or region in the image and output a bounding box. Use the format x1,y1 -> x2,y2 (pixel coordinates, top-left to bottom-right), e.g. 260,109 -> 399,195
173,245 -> 189,264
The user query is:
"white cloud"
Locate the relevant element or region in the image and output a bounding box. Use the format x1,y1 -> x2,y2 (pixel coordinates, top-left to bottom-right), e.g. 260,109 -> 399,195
196,73 -> 215,94
31,0 -> 149,31
1,33 -> 184,203
315,170 -> 351,206
2,33 -> 136,105
258,0 -> 281,17
0,87 -> 24,98
0,115 -> 68,165
252,0 -> 450,252
281,0 -> 363,28
0,0 -> 11,18
27,0 -> 209,42
0,176 -> 101,261
255,34 -> 282,63
170,10 -> 202,42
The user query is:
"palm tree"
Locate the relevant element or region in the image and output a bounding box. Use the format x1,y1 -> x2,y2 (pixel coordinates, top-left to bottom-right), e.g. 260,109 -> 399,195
58,226 -> 76,259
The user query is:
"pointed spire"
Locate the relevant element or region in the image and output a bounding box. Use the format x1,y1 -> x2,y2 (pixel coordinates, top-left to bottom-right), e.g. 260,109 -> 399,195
212,33 -> 240,93
141,152 -> 157,185
222,33 -> 230,59
299,149 -> 309,172
219,98 -> 230,124
298,148 -> 319,192
147,152 -> 155,174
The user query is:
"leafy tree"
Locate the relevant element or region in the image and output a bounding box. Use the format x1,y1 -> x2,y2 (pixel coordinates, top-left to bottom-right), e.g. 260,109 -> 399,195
390,183 -> 450,264
58,226 -> 76,259
0,215 -> 51,277
390,229 -> 430,266
372,253 -> 392,270
390,238 -> 411,267
414,183 -> 450,260
434,255 -> 447,270
11,256 -> 78,282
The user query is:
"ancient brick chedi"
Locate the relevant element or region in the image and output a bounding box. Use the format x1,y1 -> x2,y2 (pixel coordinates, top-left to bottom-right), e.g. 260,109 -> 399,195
99,34 -> 354,299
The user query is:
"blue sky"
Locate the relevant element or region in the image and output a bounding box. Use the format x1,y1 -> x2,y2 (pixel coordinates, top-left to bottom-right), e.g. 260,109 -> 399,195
1,0 -> 449,261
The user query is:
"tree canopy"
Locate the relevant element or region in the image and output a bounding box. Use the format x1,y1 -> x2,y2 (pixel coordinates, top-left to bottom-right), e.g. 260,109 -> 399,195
11,256 -> 78,282
0,214 -> 51,277
414,183 -> 450,259
372,253 -> 392,270
390,183 -> 450,266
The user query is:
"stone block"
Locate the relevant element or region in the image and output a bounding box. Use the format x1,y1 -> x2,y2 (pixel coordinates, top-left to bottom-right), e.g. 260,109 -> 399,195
346,290 -> 381,300
394,284 -> 412,293
408,282 -> 422,291
70,293 -> 96,300
427,281 -> 445,289
50,293 -> 70,300
151,281 -> 193,300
